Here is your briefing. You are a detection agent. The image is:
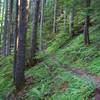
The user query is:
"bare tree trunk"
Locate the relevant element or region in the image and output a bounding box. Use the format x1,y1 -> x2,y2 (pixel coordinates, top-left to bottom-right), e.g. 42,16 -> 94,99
6,0 -> 12,55
84,0 -> 91,45
3,0 -> 8,56
13,0 -> 20,83
39,0 -> 44,51
0,0 -> 1,45
53,0 -> 57,33
69,7 -> 75,37
0,0 -> 5,41
29,0 -> 40,65
9,0 -> 13,54
64,6 -> 67,33
14,0 -> 29,90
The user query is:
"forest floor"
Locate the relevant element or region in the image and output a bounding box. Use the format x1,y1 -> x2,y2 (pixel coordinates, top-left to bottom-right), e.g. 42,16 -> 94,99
9,57 -> 100,100
51,55 -> 100,99
0,26 -> 100,100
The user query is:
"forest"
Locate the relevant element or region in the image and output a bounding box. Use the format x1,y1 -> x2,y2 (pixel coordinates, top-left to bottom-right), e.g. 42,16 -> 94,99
0,0 -> 100,99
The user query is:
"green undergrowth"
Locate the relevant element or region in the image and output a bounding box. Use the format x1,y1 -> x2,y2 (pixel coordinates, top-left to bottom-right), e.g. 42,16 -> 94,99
47,26 -> 100,76
24,58 -> 95,100
24,26 -> 99,99
47,32 -> 69,53
0,56 -> 14,99
0,25 -> 99,99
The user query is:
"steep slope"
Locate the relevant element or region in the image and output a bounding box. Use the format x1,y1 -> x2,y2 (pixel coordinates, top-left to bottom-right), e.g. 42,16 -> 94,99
0,25 -> 100,99
21,25 -> 100,99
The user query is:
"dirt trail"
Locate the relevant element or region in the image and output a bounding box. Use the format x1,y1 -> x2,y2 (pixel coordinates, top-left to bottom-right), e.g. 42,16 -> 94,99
51,55 -> 100,100
5,55 -> 100,100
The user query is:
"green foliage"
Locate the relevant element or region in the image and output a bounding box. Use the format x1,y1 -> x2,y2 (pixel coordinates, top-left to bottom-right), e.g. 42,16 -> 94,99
0,56 -> 14,99
47,32 -> 69,53
25,64 -> 95,100
47,28 -> 100,76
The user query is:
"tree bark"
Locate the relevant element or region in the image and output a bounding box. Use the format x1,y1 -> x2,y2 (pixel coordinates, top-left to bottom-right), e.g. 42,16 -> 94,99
13,0 -> 19,83
53,0 -> 57,33
69,7 -> 75,37
9,0 -> 14,54
3,0 -> 8,56
84,0 -> 91,45
6,0 -> 13,55
39,0 -> 44,51
64,6 -> 67,33
14,0 -> 29,90
29,0 -> 40,65
0,0 -> 5,47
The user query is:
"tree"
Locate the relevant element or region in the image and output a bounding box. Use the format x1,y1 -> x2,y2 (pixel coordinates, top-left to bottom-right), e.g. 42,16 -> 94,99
63,6 -> 67,33
13,0 -> 19,84
84,0 -> 91,45
3,0 -> 8,56
39,0 -> 44,51
14,0 -> 29,90
29,0 -> 40,65
0,0 -> 5,47
9,0 -> 14,53
6,0 -> 14,55
69,7 -> 75,37
53,0 -> 57,33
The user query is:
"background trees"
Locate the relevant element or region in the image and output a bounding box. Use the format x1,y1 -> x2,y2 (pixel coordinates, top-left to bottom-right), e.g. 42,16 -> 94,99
84,0 -> 91,45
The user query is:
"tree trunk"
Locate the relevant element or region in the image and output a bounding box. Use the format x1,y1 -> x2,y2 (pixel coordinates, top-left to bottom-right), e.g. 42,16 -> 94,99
64,6 -> 67,33
9,0 -> 14,54
3,0 -> 8,56
84,0 -> 91,45
69,7 -> 75,37
0,0 -> 5,47
13,0 -> 19,83
14,0 -> 29,90
29,0 -> 40,65
39,0 -> 44,51
53,0 -> 57,33
6,0 -> 13,55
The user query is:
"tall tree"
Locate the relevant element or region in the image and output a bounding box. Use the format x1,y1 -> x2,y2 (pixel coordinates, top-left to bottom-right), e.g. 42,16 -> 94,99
14,0 -> 29,90
0,0 -> 5,47
13,0 -> 20,83
6,0 -> 13,55
63,6 -> 67,33
39,0 -> 44,51
84,0 -> 91,45
29,0 -> 40,65
9,0 -> 14,53
3,0 -> 8,56
69,7 -> 75,37
53,0 -> 57,33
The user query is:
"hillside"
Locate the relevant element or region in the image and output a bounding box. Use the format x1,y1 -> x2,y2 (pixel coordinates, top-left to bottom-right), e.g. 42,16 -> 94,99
0,25 -> 100,99
0,0 -> 100,99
